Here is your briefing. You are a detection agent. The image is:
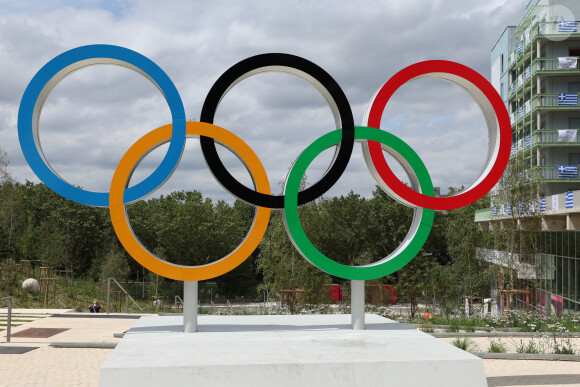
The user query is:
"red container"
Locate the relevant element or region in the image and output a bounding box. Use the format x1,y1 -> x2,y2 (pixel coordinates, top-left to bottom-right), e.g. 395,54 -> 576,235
367,285 -> 397,304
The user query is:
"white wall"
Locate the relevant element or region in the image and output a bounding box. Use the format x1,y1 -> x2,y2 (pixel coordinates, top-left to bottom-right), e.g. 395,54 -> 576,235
491,56 -> 501,95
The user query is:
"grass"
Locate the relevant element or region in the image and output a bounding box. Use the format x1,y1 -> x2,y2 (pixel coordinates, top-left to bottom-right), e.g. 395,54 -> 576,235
452,338 -> 472,351
552,336 -> 576,355
488,341 -> 507,353
515,340 -> 541,354
399,310 -> 580,332
553,345 -> 575,355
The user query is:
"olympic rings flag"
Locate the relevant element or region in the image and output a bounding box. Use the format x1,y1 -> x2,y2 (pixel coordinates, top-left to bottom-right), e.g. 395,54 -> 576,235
18,44 -> 511,282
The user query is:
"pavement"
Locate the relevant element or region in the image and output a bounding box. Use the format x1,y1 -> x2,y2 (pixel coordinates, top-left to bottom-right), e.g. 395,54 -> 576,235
0,310 -> 579,386
0,310 -> 139,386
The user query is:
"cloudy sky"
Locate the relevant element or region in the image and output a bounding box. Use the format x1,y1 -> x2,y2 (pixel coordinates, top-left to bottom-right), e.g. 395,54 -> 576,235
0,0 -> 529,205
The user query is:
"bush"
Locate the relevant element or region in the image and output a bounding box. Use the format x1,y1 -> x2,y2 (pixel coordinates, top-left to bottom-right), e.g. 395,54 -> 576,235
488,341 -> 507,353
452,338 -> 472,351
100,245 -> 130,282
515,340 -> 541,354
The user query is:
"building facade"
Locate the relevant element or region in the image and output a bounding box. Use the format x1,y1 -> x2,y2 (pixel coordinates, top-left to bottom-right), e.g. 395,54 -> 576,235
482,0 -> 580,313
492,0 -> 580,196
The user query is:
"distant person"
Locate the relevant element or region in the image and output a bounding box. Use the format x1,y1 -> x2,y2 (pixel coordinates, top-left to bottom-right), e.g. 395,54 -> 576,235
89,299 -> 102,313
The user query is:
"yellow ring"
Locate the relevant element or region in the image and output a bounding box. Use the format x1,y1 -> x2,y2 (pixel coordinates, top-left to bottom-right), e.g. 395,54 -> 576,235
109,121 -> 271,281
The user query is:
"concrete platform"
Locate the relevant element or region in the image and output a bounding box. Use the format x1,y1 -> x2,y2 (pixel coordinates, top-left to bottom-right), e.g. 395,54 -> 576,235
100,314 -> 487,387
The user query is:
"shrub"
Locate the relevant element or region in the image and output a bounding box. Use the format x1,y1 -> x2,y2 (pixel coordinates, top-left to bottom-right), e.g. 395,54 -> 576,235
452,338 -> 472,351
488,341 -> 507,353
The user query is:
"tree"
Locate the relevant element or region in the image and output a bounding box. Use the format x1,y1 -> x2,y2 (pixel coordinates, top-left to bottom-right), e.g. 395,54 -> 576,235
0,147 -> 12,184
100,244 -> 131,282
311,191 -> 375,267
396,253 -> 439,318
490,154 -> 543,292
439,187 -> 491,316
0,148 -> 15,260
257,204 -> 331,311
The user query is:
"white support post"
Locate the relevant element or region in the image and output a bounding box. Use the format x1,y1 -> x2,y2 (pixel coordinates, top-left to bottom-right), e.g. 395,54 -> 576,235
107,278 -> 111,315
351,280 -> 365,330
183,281 -> 198,333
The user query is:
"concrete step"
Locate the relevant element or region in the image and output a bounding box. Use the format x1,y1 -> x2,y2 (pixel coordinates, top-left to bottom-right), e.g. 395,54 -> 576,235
0,313 -> 48,331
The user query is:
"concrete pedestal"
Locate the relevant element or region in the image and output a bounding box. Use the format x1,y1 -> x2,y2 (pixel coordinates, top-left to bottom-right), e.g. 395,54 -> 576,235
100,314 -> 486,387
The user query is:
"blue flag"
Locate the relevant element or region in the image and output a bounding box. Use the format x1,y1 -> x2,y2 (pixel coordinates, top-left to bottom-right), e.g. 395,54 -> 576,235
559,21 -> 578,33
558,165 -> 578,178
566,191 -> 574,208
558,93 -> 578,106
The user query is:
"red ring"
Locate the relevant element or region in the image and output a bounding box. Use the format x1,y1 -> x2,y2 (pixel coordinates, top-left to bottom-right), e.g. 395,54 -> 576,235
366,60 -> 511,210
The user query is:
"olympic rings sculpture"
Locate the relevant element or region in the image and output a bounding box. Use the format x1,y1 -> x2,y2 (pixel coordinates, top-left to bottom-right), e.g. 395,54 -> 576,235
18,45 -> 511,281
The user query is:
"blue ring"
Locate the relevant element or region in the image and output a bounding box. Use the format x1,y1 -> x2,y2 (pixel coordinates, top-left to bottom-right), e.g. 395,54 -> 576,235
17,45 -> 186,206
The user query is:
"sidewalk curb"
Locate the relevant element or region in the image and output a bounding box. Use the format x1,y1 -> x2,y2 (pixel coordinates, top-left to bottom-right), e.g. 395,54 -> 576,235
432,332 -> 580,338
410,324 -> 519,332
50,314 -> 142,319
50,342 -> 117,349
472,352 -> 580,361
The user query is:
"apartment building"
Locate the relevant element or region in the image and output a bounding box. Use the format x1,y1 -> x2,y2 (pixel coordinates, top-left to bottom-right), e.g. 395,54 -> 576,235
480,0 -> 580,312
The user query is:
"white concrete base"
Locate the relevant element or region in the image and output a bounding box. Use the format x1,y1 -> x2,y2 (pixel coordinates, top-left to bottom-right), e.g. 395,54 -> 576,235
100,314 -> 486,387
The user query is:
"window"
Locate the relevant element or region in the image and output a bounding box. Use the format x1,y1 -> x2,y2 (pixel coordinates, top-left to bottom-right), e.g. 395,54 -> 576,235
501,54 -> 504,73
570,47 -> 580,57
568,153 -> 580,165
569,118 -> 580,129
569,82 -> 580,93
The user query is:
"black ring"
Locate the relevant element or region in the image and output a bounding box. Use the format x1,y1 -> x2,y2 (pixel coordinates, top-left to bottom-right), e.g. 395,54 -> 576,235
200,53 -> 355,208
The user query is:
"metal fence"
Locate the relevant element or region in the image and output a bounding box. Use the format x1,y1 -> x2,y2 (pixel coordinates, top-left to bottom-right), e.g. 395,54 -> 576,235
1,296 -> 12,342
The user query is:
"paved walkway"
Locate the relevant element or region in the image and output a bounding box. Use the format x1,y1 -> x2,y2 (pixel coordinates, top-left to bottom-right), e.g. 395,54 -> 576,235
1,312 -> 137,386
485,360 -> 580,386
0,312 -> 579,386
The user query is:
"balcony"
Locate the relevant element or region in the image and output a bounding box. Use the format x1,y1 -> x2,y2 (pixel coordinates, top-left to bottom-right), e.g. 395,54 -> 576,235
536,21 -> 580,38
533,93 -> 579,110
508,20 -> 580,69
532,130 -> 580,146
474,208 -> 493,222
508,130 -> 580,160
509,47 -> 534,70
536,165 -> 580,182
509,60 -> 578,105
535,57 -> 580,74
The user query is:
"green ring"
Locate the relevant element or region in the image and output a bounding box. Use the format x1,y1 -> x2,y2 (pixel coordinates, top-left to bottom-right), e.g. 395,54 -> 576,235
283,126 -> 435,280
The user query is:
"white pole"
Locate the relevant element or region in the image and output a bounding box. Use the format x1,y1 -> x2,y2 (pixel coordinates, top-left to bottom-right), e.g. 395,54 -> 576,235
183,281 -> 198,333
351,280 -> 365,330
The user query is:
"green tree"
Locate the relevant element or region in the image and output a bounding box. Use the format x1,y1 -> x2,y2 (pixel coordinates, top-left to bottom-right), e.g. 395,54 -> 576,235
491,154 -> 543,291
100,244 -> 131,281
257,204 -> 330,311
0,147 -> 12,184
311,191 -> 375,267
438,187 -> 491,316
396,253 -> 439,318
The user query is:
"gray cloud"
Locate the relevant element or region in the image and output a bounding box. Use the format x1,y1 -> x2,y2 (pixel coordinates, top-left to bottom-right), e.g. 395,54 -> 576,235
0,0 -> 527,203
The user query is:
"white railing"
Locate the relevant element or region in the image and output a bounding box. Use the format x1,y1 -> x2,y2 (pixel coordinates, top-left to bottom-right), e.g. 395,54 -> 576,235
538,22 -> 579,36
540,165 -> 580,180
106,278 -> 144,314
1,296 -> 12,342
536,57 -> 579,71
535,94 -> 579,108
533,129 -> 580,143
